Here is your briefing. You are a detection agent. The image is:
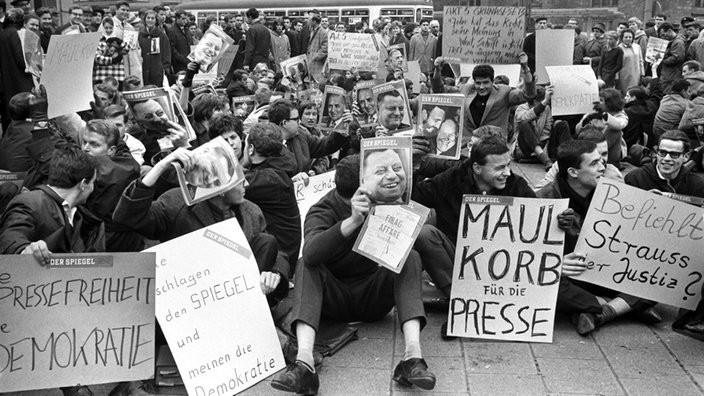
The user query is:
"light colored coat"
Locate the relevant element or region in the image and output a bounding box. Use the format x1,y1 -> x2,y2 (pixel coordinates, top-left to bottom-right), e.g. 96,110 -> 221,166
617,42 -> 644,95
307,26 -> 328,83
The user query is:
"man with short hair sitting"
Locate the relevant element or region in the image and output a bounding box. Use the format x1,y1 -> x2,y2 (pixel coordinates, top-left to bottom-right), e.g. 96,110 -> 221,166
271,154 -> 436,395
537,140 -> 663,335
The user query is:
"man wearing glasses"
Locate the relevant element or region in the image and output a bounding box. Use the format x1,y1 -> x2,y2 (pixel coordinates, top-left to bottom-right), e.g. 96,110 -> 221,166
57,6 -> 86,33
625,129 -> 704,198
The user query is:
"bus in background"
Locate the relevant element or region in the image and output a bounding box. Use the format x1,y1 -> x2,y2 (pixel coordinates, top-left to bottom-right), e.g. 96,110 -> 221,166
173,0 -> 434,30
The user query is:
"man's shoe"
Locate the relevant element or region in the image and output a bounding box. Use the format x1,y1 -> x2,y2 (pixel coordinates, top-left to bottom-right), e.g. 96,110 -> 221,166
576,313 -> 597,335
61,386 -> 94,396
271,361 -> 319,395
632,307 -> 662,324
393,358 -> 436,390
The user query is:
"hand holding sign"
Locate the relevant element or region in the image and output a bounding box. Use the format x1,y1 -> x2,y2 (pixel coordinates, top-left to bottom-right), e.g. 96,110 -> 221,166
20,240 -> 51,266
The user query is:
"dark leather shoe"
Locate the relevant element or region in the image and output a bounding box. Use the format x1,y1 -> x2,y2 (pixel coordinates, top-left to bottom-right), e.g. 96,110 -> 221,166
632,307 -> 662,324
393,358 -> 436,390
271,361 -> 319,395
576,313 -> 597,335
61,386 -> 94,396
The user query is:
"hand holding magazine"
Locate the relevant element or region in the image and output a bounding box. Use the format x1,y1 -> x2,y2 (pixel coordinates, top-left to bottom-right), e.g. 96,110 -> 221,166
172,137 -> 245,205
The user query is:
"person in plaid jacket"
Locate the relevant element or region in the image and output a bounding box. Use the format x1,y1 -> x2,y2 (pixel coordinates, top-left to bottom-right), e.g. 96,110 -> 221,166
94,19 -> 126,87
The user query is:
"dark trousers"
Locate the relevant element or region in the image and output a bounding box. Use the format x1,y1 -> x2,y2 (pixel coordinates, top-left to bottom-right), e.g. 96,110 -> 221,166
413,224 -> 454,294
517,120 -> 572,160
290,251 -> 426,333
557,277 -> 655,315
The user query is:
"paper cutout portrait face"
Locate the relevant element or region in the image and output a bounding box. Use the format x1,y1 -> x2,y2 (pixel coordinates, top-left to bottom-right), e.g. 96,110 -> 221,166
185,146 -> 236,188
132,99 -> 170,133
194,34 -> 223,65
436,119 -> 458,153
362,149 -> 408,203
377,91 -> 405,130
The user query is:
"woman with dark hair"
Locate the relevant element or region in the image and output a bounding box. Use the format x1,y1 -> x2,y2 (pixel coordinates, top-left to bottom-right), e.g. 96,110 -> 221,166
576,88 -> 629,164
138,9 -> 171,86
270,18 -> 290,73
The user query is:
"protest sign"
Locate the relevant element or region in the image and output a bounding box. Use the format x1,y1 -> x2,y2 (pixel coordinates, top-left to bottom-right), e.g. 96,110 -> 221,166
387,44 -> 408,72
371,80 -> 414,135
545,65 -> 599,116
42,32 -> 101,118
360,136 -> 413,205
645,37 -> 668,64
123,87 -> 197,162
19,29 -> 43,80
459,64 -> 521,86
0,172 -> 26,189
407,61 -> 423,94
573,179 -> 704,310
0,253 -> 156,392
294,171 -> 337,256
443,6 -> 525,64
448,195 -> 568,342
328,31 -> 380,71
281,54 -> 309,85
172,136 -> 245,205
217,44 -> 238,76
146,218 -> 285,395
536,29 -> 574,84
319,85 -> 350,133
232,95 -> 256,118
353,201 -> 430,273
417,94 -> 465,160
188,24 -> 234,73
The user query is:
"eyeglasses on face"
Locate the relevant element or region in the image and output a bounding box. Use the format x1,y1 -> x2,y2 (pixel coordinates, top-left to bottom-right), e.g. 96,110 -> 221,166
656,149 -> 684,159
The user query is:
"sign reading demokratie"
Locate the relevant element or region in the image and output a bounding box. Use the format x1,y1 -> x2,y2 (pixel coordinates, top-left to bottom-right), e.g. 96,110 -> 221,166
443,6 -> 525,64
573,179 -> 704,310
0,252 -> 156,392
545,65 -> 600,116
448,195 -> 568,343
146,218 -> 285,396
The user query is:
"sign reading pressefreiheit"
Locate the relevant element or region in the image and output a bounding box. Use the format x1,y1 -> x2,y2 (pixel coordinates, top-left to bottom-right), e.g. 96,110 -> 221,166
0,252 -> 156,392
448,195 -> 568,343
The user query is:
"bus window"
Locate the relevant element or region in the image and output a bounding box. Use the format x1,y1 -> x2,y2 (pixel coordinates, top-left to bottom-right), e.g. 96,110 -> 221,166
380,8 -> 414,25
197,12 -> 217,27
288,11 -> 303,17
341,8 -> 369,28
421,8 -> 433,19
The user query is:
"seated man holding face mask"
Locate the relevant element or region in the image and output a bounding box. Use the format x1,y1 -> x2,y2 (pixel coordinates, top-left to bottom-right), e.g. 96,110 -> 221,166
272,154 -> 436,395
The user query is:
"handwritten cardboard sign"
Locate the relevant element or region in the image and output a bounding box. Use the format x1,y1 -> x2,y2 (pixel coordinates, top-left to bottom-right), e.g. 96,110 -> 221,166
42,32 -> 101,118
328,32 -> 380,71
448,195 -> 568,342
574,179 -> 704,310
545,65 -> 599,116
145,218 -> 285,395
0,253 -> 156,392
443,6 -> 525,64
294,171 -> 336,256
535,29 -> 574,84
